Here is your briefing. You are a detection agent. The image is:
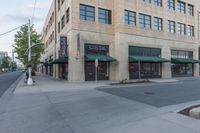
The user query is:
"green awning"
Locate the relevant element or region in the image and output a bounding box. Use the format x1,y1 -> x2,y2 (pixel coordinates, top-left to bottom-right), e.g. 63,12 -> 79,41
50,57 -> 68,64
171,58 -> 199,63
85,54 -> 116,62
129,56 -> 170,63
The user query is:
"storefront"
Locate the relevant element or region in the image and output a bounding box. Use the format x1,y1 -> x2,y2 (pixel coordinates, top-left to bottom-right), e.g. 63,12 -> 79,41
51,57 -> 68,80
129,46 -> 169,79
171,50 -> 198,77
84,44 -> 115,81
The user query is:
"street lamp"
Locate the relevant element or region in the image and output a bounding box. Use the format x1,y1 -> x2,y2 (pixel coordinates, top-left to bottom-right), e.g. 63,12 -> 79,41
27,19 -> 33,85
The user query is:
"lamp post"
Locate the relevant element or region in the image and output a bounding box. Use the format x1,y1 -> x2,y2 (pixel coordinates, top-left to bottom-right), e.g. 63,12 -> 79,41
27,19 -> 33,85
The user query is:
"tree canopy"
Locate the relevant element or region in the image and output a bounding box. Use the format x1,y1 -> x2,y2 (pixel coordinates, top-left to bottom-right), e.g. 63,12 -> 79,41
14,24 -> 44,68
1,56 -> 10,69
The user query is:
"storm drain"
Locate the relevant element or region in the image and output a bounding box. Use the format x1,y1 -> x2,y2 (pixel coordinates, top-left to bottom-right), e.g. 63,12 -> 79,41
144,92 -> 155,95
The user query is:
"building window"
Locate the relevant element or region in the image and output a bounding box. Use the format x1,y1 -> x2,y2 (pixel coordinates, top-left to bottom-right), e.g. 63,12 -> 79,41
52,12 -> 54,22
80,4 -> 95,22
188,4 -> 194,16
124,10 -> 136,27
58,0 -> 60,11
143,0 -> 151,3
129,46 -> 161,57
98,8 -> 112,24
188,25 -> 194,36
177,23 -> 186,35
168,0 -> 175,10
154,0 -> 162,7
61,0 -> 64,5
177,1 -> 186,14
171,50 -> 193,59
168,20 -> 175,33
61,15 -> 65,29
66,8 -> 70,23
58,21 -> 61,33
154,17 -> 162,31
139,14 -> 151,29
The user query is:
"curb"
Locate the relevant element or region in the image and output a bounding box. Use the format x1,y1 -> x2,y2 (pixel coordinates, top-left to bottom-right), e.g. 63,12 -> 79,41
0,73 -> 24,115
0,73 -> 24,100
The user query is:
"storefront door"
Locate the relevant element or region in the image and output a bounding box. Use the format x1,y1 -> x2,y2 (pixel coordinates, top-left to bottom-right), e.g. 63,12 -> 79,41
85,62 -> 95,81
85,62 -> 109,81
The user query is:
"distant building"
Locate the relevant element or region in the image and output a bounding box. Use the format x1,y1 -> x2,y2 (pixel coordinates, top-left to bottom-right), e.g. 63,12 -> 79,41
0,51 -> 8,65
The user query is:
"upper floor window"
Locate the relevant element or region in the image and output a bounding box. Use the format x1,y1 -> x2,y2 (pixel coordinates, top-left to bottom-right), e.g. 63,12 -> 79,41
124,10 -> 136,27
61,15 -> 65,29
52,12 -> 54,23
143,0 -> 151,3
98,8 -> 112,24
188,4 -> 194,16
168,20 -> 175,33
154,0 -> 162,7
188,25 -> 194,36
177,23 -> 186,35
139,14 -> 151,29
168,0 -> 175,10
58,0 -> 60,11
58,21 -> 61,33
154,17 -> 162,31
177,1 -> 186,14
80,4 -> 95,22
61,0 -> 64,5
66,8 -> 70,23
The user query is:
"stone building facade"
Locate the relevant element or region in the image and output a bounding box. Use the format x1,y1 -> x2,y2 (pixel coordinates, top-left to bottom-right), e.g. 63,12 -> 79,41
41,0 -> 200,82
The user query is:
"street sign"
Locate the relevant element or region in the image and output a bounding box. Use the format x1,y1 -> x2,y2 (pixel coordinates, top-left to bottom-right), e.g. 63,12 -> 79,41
95,59 -> 98,68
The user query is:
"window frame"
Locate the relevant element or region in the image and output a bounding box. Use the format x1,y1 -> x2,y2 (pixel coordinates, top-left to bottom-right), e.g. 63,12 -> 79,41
177,22 -> 186,35
168,0 -> 175,10
124,10 -> 136,27
80,4 -> 95,22
154,0 -> 162,7
168,20 -> 176,33
177,1 -> 186,14
154,17 -> 163,31
139,13 -> 151,29
188,4 -> 194,16
98,8 -> 112,24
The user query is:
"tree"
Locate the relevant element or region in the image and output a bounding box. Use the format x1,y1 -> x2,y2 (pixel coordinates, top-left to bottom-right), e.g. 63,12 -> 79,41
1,56 -> 10,68
14,25 -> 44,69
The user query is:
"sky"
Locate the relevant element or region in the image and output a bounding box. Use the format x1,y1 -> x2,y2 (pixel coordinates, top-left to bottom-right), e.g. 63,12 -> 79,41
0,0 -> 51,58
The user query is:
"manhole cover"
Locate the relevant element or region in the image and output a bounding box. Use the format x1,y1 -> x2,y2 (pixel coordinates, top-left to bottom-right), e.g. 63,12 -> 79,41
144,92 -> 155,95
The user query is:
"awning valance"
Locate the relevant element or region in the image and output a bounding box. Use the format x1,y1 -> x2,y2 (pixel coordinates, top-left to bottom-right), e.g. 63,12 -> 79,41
129,56 -> 170,63
50,57 -> 68,64
85,54 -> 116,62
171,58 -> 199,63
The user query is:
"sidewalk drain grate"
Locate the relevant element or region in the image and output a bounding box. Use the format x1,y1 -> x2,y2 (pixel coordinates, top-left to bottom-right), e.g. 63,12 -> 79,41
144,92 -> 155,95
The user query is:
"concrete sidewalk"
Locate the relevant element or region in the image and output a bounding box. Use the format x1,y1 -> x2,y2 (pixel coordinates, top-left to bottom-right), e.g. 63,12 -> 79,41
0,74 -> 200,133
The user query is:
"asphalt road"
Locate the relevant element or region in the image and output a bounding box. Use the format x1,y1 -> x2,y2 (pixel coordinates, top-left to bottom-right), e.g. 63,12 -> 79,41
98,78 -> 200,107
0,71 -> 22,97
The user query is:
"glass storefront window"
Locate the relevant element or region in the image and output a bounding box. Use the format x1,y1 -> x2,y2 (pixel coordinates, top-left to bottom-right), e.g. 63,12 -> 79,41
171,50 -> 193,59
129,46 -> 161,57
129,63 -> 161,79
171,63 -> 193,77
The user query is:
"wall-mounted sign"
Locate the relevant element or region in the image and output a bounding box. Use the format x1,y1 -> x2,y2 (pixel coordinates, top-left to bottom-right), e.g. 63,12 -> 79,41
85,44 -> 108,55
60,36 -> 68,57
77,33 -> 81,56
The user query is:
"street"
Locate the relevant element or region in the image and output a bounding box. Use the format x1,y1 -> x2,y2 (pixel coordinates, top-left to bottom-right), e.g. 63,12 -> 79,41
0,71 -> 22,97
98,78 -> 200,107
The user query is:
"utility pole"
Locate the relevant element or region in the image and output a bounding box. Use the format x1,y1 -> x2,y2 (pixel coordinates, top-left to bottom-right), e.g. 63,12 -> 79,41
12,49 -> 14,71
27,19 -> 33,85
